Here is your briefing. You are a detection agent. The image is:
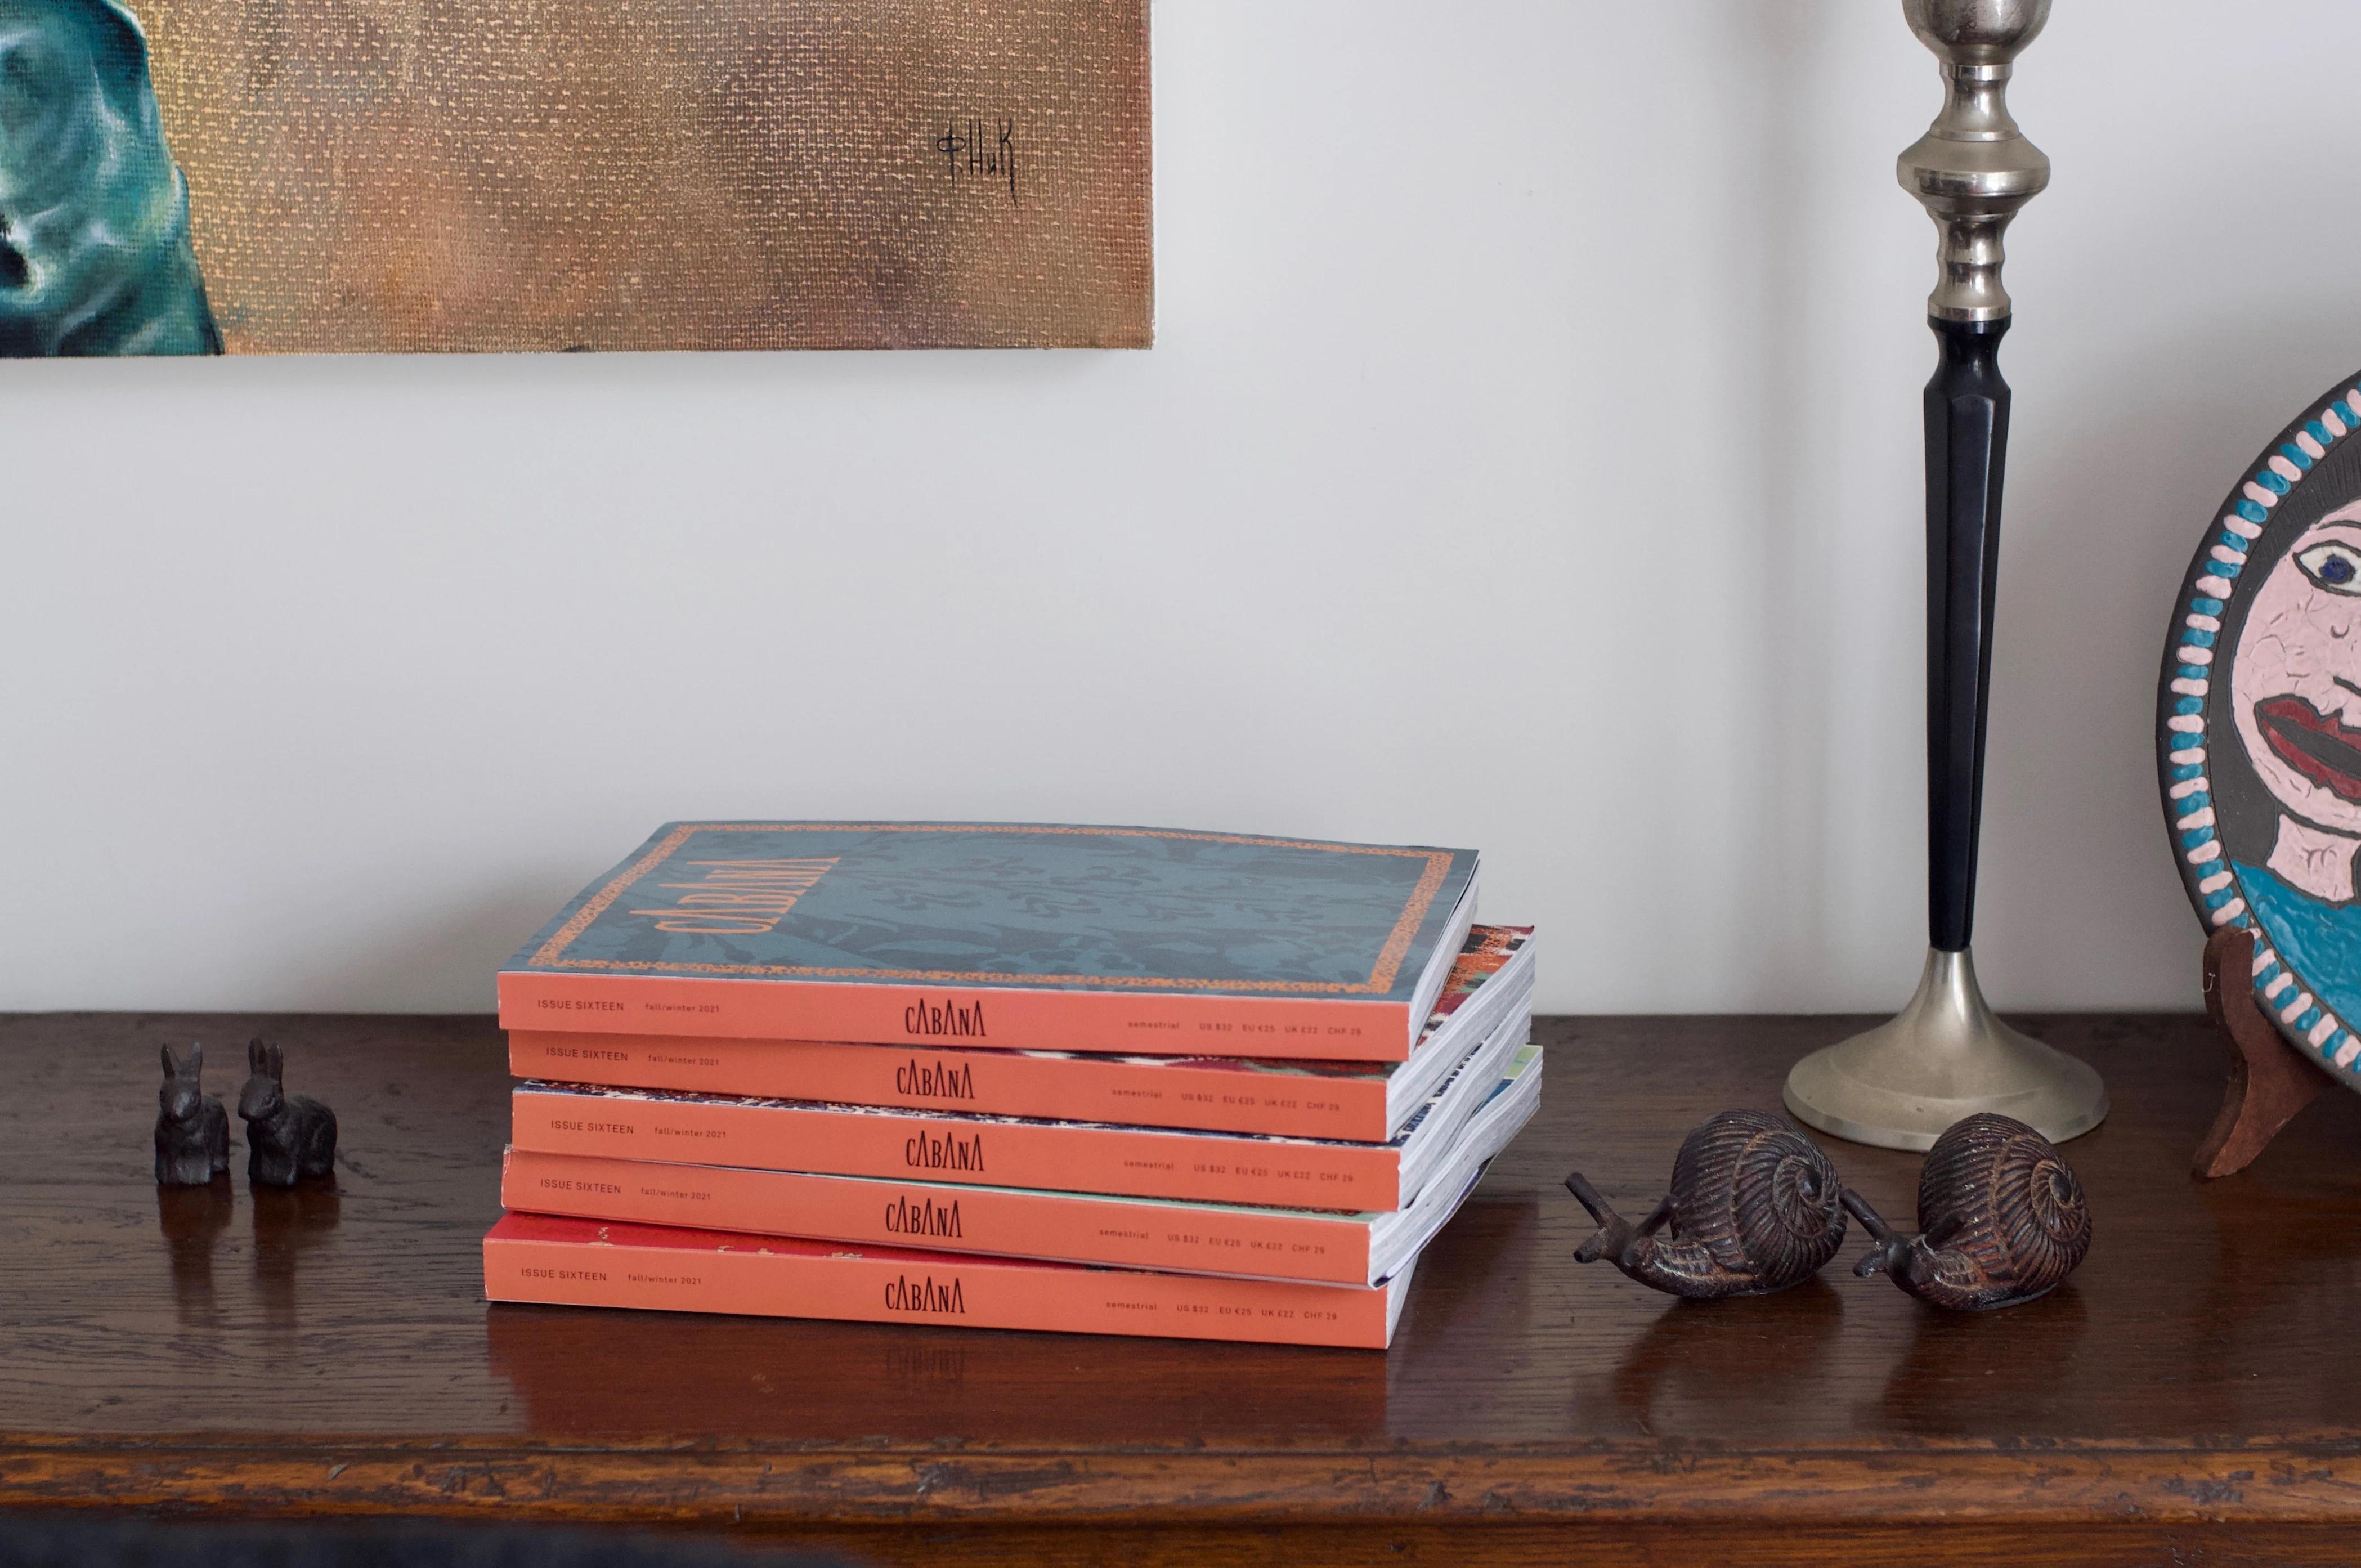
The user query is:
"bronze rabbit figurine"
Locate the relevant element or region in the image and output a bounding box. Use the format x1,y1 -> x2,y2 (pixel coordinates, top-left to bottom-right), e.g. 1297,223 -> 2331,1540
236,1039 -> 337,1187
154,1042 -> 229,1186
1843,1113 -> 2090,1311
1566,1110 -> 1849,1299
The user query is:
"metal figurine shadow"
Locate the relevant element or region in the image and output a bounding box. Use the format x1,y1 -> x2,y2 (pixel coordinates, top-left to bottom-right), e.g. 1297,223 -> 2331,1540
249,1178 -> 341,1334
1868,1286 -> 2089,1437
154,1180 -> 233,1328
1603,1278 -> 1849,1435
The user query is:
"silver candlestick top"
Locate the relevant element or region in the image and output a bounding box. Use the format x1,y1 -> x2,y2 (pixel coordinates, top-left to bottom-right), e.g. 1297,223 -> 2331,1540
1898,0 -> 2051,322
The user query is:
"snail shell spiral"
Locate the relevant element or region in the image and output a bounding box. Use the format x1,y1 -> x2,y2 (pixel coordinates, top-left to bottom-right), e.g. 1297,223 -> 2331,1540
1567,1110 -> 1848,1300
1916,1112 -> 2090,1306
1847,1112 -> 2091,1311
1673,1110 -> 1850,1287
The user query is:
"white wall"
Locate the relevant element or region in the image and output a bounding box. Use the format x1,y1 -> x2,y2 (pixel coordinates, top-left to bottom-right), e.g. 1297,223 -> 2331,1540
4,1 -> 2345,1015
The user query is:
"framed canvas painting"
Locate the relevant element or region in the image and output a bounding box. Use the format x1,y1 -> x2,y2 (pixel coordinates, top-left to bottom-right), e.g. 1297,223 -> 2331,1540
0,0 -> 1152,355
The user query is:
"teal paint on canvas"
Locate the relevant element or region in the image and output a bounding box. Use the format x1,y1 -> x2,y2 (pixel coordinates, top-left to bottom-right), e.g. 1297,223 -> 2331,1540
508,824 -> 1477,1001
0,0 -> 218,355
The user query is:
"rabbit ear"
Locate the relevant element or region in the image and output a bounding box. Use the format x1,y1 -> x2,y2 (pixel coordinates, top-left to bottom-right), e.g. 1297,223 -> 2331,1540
267,1043 -> 284,1081
249,1038 -> 267,1074
187,1041 -> 203,1077
162,1043 -> 178,1077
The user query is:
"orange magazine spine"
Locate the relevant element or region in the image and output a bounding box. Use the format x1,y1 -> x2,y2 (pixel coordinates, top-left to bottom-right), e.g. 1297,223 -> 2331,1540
498,971 -> 1413,1062
509,1087 -> 1405,1211
508,1031 -> 1395,1143
481,1219 -> 1394,1349
501,1148 -> 1376,1284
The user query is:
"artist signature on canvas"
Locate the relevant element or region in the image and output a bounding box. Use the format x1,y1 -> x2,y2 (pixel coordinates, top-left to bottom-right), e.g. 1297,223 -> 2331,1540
937,118 -> 1020,205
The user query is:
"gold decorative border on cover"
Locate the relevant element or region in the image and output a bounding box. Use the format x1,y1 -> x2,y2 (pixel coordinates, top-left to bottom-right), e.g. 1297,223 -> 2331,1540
530,825 -> 1458,995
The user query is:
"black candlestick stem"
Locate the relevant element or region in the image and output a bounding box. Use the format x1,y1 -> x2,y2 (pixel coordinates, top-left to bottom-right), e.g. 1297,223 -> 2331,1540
1927,315 -> 2010,953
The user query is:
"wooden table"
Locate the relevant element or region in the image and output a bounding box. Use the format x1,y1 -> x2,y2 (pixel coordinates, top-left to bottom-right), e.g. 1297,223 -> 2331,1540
5,1011 -> 2361,1565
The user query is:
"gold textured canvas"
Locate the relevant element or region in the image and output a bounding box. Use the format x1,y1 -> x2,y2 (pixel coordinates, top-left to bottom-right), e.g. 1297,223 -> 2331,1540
129,0 -> 1152,352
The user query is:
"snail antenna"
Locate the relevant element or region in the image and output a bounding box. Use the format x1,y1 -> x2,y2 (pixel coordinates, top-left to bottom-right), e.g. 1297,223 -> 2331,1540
1563,1172 -> 1629,1265
1843,1189 -> 1909,1278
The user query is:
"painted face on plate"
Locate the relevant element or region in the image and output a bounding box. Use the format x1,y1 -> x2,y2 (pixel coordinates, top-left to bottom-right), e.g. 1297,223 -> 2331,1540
2232,501 -> 2361,834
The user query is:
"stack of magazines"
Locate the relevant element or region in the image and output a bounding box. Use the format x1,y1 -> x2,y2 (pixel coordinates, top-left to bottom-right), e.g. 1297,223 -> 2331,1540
482,821 -> 1539,1349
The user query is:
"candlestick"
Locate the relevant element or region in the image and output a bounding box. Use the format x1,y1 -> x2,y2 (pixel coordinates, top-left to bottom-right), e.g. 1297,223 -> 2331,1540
1782,0 -> 2108,1150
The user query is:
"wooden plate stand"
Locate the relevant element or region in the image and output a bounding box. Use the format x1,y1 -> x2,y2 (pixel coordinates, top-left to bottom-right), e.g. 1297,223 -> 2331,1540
2194,925 -> 2330,1179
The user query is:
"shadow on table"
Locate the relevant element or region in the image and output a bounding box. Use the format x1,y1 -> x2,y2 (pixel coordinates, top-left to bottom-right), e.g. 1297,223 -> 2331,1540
1867,1286 -> 2090,1437
155,1181 -> 236,1328
250,1179 -> 342,1333
1601,1276 -> 1849,1432
486,1301 -> 1390,1445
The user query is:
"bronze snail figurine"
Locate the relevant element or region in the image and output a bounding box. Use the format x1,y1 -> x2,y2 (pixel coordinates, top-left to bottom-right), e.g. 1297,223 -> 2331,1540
1843,1113 -> 2091,1312
1565,1110 -> 1849,1299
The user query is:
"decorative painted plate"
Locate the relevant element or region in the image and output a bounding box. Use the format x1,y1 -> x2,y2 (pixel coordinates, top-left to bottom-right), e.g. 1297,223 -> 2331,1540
2161,368 -> 2361,1085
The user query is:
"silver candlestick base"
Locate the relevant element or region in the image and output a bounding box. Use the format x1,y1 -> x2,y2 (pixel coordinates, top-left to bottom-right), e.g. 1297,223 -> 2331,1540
1782,947 -> 2109,1150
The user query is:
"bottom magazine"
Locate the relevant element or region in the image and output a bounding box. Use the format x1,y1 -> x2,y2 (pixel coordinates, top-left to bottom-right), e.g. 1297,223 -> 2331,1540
483,1210 -> 1420,1349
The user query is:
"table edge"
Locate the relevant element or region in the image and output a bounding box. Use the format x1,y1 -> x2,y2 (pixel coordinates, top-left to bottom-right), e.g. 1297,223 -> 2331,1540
7,1436 -> 2361,1526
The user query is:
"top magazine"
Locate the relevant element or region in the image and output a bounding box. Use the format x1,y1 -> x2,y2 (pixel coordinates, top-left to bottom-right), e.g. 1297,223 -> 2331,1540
500,823 -> 1480,1060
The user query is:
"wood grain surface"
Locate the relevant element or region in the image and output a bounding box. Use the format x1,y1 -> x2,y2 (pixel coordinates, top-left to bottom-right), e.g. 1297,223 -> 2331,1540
5,1010 -> 2361,1564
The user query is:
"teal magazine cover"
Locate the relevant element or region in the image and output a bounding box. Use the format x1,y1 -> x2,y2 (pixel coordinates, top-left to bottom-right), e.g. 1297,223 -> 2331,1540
499,823 -> 1481,1058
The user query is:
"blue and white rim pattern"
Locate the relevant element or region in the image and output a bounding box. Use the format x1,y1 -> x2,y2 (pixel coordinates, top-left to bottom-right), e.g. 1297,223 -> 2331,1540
2167,382 -> 2361,1073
